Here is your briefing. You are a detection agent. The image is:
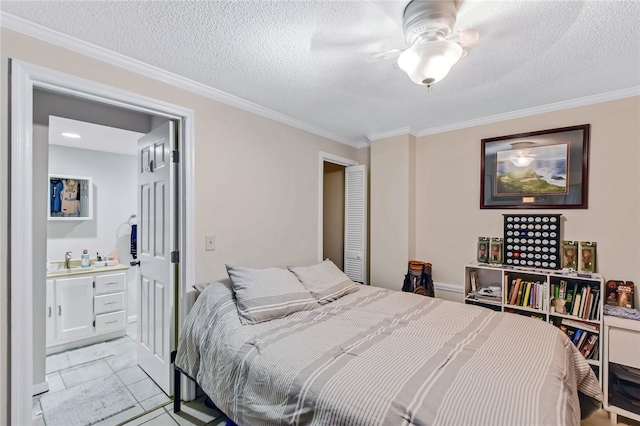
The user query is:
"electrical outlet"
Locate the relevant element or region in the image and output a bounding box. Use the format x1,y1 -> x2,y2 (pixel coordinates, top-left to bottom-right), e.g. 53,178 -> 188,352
205,235 -> 216,251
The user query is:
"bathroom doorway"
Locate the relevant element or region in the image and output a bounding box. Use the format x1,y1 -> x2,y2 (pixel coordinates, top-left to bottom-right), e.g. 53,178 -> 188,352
10,60 -> 196,425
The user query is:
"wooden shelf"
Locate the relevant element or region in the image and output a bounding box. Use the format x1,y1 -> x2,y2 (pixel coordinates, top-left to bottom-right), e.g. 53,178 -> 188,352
503,304 -> 545,314
548,312 -> 601,327
465,296 -> 501,306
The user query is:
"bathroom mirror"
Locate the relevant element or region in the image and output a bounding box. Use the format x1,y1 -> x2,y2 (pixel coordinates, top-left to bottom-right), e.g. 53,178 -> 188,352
48,174 -> 93,220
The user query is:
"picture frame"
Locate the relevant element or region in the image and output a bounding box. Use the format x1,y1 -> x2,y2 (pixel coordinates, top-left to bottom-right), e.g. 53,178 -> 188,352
477,237 -> 490,263
481,124 -> 590,209
489,237 -> 503,264
48,174 -> 93,221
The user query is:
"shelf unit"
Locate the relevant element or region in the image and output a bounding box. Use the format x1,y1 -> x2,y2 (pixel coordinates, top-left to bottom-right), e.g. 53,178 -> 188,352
603,315 -> 640,424
464,262 -> 605,384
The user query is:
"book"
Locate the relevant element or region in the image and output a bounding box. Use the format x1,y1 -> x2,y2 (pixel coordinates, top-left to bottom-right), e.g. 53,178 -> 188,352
590,290 -> 600,321
581,287 -> 591,319
580,334 -> 599,358
566,283 -> 577,313
572,293 -> 582,316
510,278 -> 522,305
572,329 -> 584,346
576,331 -> 589,350
561,318 -> 599,332
559,280 -> 566,299
523,282 -> 532,307
516,281 -> 524,306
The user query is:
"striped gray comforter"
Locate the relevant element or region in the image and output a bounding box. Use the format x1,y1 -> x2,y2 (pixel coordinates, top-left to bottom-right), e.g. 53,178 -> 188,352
176,281 -> 602,426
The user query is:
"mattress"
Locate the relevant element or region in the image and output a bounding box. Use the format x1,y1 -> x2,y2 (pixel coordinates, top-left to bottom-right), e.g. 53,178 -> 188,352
176,280 -> 602,426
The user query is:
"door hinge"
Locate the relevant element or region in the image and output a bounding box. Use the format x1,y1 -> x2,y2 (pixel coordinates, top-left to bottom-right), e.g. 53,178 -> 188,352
93,320 -> 96,327
172,150 -> 180,163
171,251 -> 179,263
93,281 -> 95,288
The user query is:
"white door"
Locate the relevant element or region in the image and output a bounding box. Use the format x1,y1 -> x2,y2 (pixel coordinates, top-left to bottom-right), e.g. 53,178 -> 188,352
46,280 -> 55,345
55,276 -> 93,341
344,165 -> 367,284
137,121 -> 177,396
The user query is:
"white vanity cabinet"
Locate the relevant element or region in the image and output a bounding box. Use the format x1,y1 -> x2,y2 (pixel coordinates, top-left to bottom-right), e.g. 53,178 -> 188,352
54,276 -> 94,341
45,268 -> 128,354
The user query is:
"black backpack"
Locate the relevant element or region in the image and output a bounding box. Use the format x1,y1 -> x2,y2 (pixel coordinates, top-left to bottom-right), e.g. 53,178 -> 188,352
402,261 -> 434,297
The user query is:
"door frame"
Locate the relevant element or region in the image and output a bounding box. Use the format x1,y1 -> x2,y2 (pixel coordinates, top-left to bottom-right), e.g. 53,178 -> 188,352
317,151 -> 358,263
10,59 -> 196,425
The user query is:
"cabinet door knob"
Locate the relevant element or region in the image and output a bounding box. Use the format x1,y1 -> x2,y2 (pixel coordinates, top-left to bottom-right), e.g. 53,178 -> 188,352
58,306 -> 61,316
48,307 -> 51,317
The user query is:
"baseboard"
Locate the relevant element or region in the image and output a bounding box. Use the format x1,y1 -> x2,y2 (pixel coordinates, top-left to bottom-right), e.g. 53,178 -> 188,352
128,315 -> 137,324
32,380 -> 49,396
433,282 -> 464,294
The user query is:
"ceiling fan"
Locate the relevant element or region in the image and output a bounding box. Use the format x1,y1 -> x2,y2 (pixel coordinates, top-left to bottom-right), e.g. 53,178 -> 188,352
371,0 -> 480,88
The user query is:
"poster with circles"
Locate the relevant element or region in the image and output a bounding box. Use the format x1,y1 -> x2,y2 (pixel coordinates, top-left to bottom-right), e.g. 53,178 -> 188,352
503,214 -> 561,270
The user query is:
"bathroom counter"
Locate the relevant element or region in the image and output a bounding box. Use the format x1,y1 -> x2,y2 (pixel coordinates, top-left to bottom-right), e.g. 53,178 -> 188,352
46,263 -> 130,278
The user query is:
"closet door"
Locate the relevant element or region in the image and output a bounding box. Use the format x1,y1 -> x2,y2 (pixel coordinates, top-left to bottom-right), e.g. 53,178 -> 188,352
344,165 -> 367,284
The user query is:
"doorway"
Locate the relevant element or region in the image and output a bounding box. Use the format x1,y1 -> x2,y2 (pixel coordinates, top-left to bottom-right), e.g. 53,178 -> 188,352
10,60 -> 196,426
318,152 -> 367,284
323,162 -> 346,270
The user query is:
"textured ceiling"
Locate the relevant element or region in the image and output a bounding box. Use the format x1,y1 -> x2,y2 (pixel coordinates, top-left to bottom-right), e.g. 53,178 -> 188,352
2,1 -> 639,145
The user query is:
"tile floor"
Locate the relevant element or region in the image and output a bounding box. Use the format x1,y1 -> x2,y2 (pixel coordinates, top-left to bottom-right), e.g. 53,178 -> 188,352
31,322 -> 226,426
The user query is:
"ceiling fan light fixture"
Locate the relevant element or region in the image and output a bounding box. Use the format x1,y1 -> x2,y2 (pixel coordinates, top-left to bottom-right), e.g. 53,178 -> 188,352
509,153 -> 536,167
397,39 -> 463,86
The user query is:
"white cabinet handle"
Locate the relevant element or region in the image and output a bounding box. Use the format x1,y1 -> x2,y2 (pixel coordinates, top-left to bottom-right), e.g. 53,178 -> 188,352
104,301 -> 116,305
105,320 -> 118,325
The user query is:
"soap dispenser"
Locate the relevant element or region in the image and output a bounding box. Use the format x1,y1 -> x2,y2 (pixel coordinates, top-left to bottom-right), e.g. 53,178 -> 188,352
81,249 -> 90,268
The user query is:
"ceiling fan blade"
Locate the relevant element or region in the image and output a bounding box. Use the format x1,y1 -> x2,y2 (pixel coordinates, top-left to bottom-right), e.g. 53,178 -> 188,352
457,28 -> 480,49
368,49 -> 402,61
454,28 -> 480,59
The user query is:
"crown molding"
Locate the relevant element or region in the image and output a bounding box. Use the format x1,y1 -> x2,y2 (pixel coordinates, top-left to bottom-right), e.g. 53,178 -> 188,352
0,13 -> 359,148
367,126 -> 415,142
416,87 -> 640,137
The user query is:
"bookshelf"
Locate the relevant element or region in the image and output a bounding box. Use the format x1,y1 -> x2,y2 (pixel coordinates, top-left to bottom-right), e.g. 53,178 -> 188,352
464,263 -> 605,384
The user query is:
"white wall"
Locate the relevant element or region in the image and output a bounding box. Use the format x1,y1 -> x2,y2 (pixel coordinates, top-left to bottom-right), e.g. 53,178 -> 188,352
48,144 -> 138,317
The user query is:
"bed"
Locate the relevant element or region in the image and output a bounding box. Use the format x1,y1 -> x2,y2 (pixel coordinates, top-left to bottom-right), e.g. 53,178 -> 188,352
175,279 -> 603,426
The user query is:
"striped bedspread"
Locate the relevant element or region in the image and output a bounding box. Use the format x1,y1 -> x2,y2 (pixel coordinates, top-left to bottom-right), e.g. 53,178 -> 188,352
176,280 -> 602,426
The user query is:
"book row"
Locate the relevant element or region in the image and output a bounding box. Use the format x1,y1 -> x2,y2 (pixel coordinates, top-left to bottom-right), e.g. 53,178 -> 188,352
551,280 -> 600,321
505,278 -> 548,311
561,325 -> 599,360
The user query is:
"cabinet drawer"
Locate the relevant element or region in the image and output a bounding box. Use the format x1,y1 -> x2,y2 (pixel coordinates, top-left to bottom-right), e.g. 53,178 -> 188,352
95,310 -> 126,333
95,273 -> 125,295
609,327 -> 640,369
94,292 -> 124,315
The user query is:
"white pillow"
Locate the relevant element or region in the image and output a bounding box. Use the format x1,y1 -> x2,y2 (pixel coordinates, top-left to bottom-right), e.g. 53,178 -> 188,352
288,259 -> 360,305
226,265 -> 319,324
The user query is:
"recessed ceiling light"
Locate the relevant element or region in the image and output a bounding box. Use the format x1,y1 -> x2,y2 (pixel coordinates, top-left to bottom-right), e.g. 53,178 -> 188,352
61,132 -> 82,139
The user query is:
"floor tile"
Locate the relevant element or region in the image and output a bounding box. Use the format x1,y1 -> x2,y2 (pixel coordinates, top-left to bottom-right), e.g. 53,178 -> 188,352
46,335 -> 135,374
128,377 -> 163,402
59,359 -> 113,388
32,417 -> 46,426
45,371 -> 66,394
92,403 -> 145,426
127,321 -> 138,340
107,351 -> 138,372
32,397 -> 42,421
205,418 -> 228,426
140,392 -> 171,411
141,412 -> 178,425
166,396 -> 223,426
117,365 -> 149,386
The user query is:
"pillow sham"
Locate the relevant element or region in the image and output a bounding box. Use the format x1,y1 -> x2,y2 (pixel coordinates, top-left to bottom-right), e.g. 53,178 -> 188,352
225,265 -> 319,325
288,259 -> 360,304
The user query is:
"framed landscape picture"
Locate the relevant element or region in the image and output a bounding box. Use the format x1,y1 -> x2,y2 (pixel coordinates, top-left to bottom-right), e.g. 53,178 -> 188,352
481,124 -> 590,209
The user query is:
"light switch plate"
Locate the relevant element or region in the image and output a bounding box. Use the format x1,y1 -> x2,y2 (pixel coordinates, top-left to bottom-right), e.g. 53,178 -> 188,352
205,235 -> 215,251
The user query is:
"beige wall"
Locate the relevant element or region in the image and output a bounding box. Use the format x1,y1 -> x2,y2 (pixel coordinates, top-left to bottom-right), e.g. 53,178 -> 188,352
0,28 -> 358,423
323,163 -> 345,269
402,97 -> 639,300
370,134 -> 413,290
